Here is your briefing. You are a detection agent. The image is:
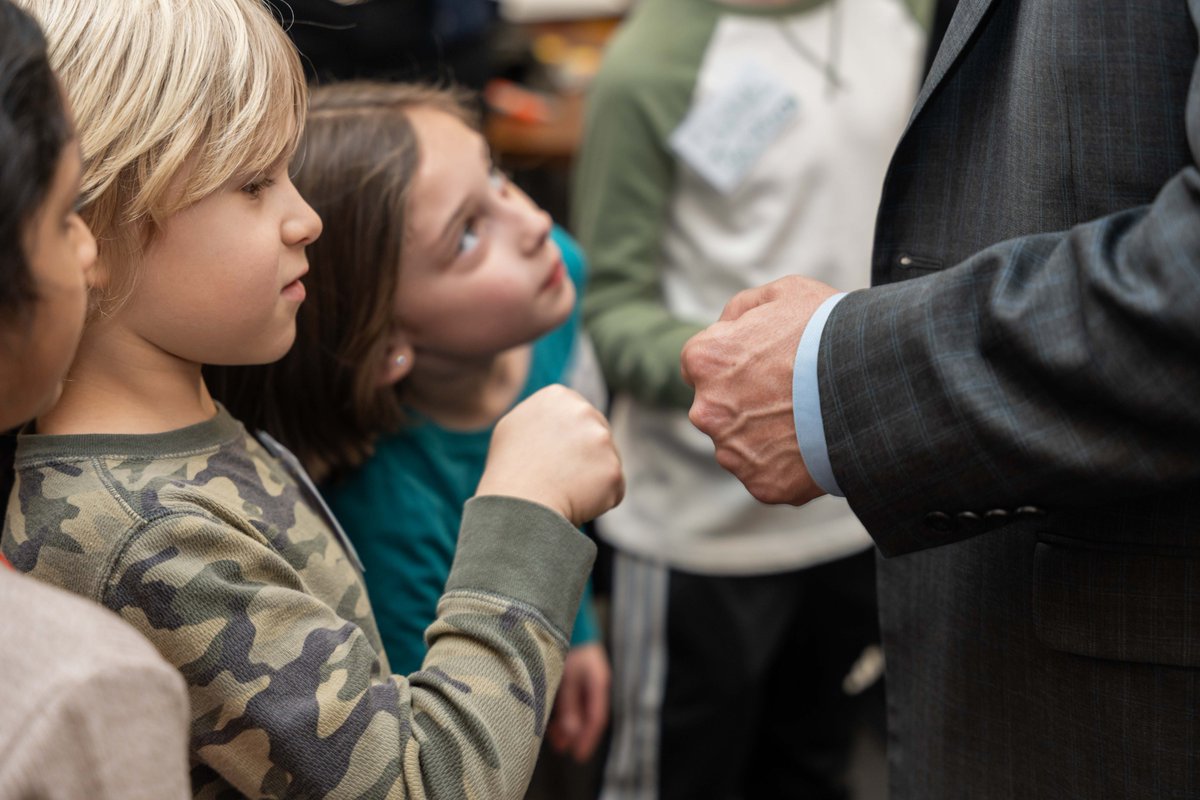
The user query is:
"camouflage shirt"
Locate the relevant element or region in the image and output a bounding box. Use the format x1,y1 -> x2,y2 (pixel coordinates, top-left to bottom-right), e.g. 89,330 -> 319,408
2,408 -> 595,799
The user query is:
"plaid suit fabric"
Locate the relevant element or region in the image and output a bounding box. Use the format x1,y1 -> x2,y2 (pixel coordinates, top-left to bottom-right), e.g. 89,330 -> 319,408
819,0 -> 1200,797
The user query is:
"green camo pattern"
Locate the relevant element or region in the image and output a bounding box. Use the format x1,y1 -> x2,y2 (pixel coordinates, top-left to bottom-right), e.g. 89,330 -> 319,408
2,411 -> 570,799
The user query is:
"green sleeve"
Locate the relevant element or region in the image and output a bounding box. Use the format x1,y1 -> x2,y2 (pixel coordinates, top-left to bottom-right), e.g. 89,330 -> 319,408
571,0 -> 717,410
102,498 -> 594,799
903,0 -> 936,31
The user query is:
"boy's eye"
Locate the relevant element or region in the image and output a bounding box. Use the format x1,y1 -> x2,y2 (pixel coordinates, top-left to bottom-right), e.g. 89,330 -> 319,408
241,176 -> 276,198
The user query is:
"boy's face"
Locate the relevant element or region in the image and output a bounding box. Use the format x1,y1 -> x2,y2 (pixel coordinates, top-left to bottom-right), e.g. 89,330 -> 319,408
0,140 -> 97,429
114,160 -> 322,367
393,108 -> 575,361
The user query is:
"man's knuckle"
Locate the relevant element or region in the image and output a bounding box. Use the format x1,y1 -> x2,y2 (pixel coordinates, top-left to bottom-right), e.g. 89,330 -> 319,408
713,447 -> 739,471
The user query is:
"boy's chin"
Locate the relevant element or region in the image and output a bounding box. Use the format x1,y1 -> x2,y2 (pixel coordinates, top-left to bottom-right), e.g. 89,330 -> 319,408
0,378 -> 63,431
206,328 -> 297,367
262,334 -> 297,364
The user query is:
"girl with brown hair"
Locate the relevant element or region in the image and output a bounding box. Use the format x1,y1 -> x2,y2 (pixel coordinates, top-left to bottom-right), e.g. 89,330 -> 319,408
209,80 -> 612,768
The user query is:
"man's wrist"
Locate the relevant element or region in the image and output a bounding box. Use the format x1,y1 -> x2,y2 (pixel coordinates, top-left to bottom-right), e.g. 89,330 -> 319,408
792,292 -> 847,497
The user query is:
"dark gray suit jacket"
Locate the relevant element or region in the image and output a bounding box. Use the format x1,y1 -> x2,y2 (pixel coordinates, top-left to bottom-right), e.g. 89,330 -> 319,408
820,1 -> 1200,797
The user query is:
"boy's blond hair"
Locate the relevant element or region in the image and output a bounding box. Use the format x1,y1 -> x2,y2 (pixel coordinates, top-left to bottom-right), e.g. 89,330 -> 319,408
17,0 -> 307,308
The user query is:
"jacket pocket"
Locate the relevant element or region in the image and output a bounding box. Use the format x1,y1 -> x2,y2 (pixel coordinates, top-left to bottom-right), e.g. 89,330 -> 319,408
895,252 -> 943,272
1033,540 -> 1200,668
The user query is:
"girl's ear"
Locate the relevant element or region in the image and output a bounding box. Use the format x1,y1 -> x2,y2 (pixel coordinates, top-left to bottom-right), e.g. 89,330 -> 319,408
378,336 -> 415,387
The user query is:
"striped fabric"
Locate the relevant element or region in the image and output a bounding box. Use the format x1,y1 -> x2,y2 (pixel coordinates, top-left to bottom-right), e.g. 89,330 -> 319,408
601,553 -> 669,800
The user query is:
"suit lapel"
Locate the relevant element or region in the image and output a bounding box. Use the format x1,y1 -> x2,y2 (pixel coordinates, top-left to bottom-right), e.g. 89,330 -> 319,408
908,0 -> 1000,125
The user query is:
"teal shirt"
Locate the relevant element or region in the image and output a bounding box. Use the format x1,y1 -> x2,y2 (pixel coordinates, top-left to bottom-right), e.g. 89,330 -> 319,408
324,226 -> 598,674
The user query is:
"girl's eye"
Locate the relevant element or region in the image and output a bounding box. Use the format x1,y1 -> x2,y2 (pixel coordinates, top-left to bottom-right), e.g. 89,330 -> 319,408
242,176 -> 276,199
458,220 -> 481,255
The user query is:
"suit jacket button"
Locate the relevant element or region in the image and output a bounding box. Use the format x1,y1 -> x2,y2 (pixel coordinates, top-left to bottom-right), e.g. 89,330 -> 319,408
956,511 -> 982,525
1015,505 -> 1046,518
984,508 -> 1009,520
924,511 -> 954,532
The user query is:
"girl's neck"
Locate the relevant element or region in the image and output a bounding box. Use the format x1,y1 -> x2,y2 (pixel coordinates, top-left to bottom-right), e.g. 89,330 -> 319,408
37,317 -> 217,436
401,345 -> 532,431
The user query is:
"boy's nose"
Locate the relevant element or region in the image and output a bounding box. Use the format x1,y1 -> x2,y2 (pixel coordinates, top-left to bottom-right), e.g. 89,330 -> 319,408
283,179 -> 323,246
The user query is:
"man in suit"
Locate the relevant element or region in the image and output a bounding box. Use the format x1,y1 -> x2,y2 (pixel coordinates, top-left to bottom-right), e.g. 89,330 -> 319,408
681,1 -> 1200,797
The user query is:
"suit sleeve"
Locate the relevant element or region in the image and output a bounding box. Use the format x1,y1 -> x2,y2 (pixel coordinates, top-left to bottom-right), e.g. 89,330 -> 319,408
819,14 -> 1200,557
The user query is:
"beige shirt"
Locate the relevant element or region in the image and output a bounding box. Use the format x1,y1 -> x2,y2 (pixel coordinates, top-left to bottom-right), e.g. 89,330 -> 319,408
580,0 -> 925,573
0,567 -> 190,799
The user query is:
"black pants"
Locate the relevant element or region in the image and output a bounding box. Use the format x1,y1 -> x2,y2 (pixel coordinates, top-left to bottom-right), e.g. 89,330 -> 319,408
604,549 -> 880,800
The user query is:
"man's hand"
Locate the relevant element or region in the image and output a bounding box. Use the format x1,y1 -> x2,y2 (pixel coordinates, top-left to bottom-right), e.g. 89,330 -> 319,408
681,276 -> 837,506
547,642 -> 610,763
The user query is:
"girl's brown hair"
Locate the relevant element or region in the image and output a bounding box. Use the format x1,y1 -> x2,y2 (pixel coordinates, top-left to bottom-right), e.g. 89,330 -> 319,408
207,81 -> 476,482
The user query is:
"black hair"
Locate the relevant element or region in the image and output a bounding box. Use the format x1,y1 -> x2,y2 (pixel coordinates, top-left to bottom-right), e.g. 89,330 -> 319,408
0,0 -> 72,319
0,0 -> 71,511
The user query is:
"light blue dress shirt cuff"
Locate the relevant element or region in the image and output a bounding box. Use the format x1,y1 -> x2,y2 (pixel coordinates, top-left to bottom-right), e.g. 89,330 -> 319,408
792,292 -> 847,497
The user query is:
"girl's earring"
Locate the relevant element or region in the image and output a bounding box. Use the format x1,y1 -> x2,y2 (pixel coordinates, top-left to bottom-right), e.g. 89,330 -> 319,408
380,346 -> 412,387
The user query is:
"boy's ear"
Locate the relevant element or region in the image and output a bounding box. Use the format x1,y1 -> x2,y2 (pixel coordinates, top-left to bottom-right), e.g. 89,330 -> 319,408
89,254 -> 114,293
378,336 -> 415,387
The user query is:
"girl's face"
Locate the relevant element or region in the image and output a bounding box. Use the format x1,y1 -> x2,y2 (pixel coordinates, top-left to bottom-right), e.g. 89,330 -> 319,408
393,107 -> 575,360
0,140 -> 97,429
114,160 -> 323,367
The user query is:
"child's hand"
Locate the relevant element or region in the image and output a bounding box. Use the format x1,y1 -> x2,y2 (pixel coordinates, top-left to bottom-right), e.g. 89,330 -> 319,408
548,642 -> 611,762
476,385 -> 624,526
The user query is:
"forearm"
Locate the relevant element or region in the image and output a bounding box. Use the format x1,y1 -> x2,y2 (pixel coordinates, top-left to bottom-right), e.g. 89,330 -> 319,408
823,187 -> 1200,553
412,496 -> 597,796
113,501 -> 595,799
822,2 -> 1200,553
585,295 -> 703,409
573,52 -> 703,411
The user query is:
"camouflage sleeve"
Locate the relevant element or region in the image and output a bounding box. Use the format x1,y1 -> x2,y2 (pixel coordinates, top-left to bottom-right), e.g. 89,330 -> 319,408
103,495 -> 595,799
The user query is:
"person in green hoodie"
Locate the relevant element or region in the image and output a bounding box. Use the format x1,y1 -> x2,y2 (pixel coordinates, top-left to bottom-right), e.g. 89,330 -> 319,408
573,0 -> 930,796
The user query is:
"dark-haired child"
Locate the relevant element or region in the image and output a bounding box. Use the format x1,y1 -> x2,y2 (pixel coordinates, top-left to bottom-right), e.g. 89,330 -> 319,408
0,0 -> 189,795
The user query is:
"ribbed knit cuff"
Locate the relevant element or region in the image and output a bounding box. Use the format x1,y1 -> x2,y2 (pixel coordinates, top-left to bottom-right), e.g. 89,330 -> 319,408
447,496 -> 597,637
